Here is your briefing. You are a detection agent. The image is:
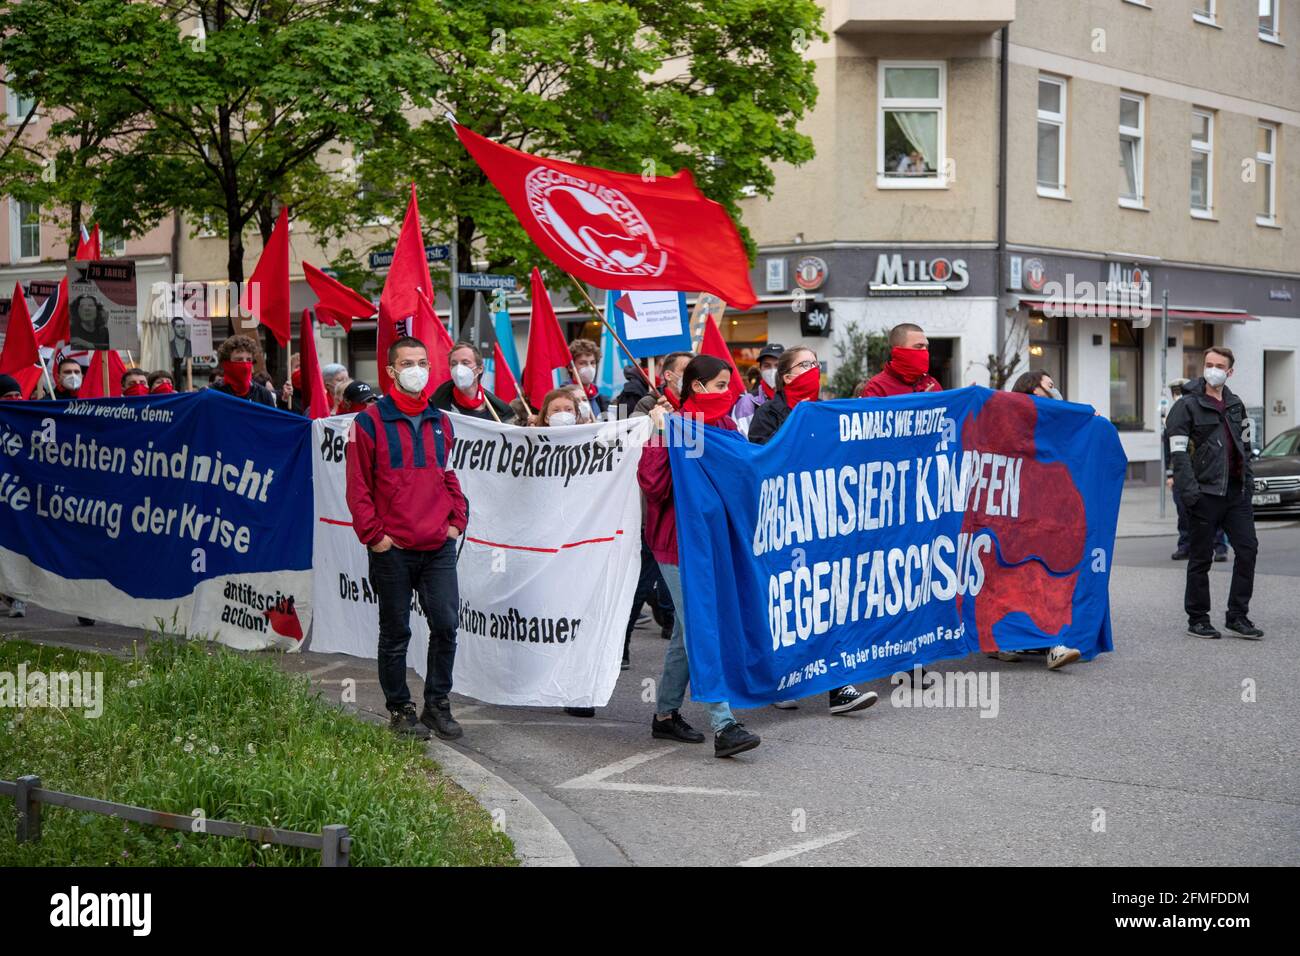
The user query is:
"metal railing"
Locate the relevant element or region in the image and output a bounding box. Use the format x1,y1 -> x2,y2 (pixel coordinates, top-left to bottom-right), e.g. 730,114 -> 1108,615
1,775 -> 350,866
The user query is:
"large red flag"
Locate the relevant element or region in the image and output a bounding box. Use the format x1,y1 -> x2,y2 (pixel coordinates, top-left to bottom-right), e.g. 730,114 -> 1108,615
492,340 -> 519,405
80,349 -> 127,398
454,124 -> 757,309
522,268 -> 573,410
76,223 -> 101,260
0,284 -> 45,396
377,184 -> 437,395
298,309 -> 330,419
416,292 -> 453,391
242,207 -> 291,347
303,262 -> 375,332
699,313 -> 745,407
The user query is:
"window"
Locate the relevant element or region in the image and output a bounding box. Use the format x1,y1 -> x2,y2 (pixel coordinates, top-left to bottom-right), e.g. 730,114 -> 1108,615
1109,321 -> 1143,429
878,62 -> 946,188
1182,321 -> 1214,381
1028,314 -> 1067,397
4,78 -> 35,126
10,199 -> 40,261
102,233 -> 126,256
1190,109 -> 1214,216
1036,76 -> 1067,196
1260,0 -> 1280,41
1193,1 -> 1217,25
1119,94 -> 1144,206
1257,122 -> 1278,225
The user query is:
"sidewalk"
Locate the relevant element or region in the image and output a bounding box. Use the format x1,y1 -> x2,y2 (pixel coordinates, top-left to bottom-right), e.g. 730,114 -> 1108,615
1116,483 -> 1180,538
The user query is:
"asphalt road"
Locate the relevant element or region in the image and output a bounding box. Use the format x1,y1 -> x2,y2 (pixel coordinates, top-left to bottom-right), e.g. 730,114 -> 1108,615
1115,517 -> 1300,577
5,524 -> 1298,867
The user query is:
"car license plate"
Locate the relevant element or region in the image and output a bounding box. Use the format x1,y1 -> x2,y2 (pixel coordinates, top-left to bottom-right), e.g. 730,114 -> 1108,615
1252,493 -> 1281,505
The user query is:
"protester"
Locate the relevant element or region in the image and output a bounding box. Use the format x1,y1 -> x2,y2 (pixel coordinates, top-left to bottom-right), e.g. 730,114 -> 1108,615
642,354 -> 761,758
750,347 -> 879,714
633,351 -> 690,417
121,367 -> 150,396
1166,347 -> 1263,640
339,380 -> 377,414
1010,369 -> 1062,400
568,338 -> 609,417
0,373 -> 22,400
282,354 -> 301,411
253,370 -> 278,407
565,383 -> 596,423
209,335 -> 276,405
508,397 -> 533,426
1163,378 -> 1228,562
861,322 -> 941,396
731,342 -> 784,436
612,362 -> 651,419
431,341 -> 514,422
532,388 -> 579,427
52,357 -> 83,400
147,370 -> 176,394
321,362 -> 349,414
345,335 -> 469,739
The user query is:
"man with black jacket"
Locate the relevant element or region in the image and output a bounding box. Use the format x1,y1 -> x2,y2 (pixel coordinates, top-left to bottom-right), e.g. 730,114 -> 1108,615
1165,346 -> 1263,640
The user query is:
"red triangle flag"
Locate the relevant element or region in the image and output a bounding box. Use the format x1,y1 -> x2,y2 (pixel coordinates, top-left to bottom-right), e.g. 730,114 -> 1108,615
454,124 -> 757,309
492,340 -> 519,405
242,207 -> 291,347
304,262 -> 375,333
80,349 -> 127,398
76,224 -> 101,261
298,309 -> 331,419
699,313 -> 745,407
377,184 -> 437,395
0,284 -> 45,397
31,276 -> 70,349
522,268 -> 573,410
416,292 -> 453,392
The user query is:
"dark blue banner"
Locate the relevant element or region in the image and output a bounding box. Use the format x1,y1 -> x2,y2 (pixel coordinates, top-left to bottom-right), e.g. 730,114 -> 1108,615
667,387 -> 1127,708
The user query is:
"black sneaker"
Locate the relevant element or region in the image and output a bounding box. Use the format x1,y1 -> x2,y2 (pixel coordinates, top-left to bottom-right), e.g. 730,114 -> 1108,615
714,721 -> 761,758
828,685 -> 879,715
420,703 -> 463,740
77,617 -> 95,626
1171,550 -> 1190,560
651,710 -> 705,743
1225,617 -> 1264,640
564,706 -> 596,717
1213,551 -> 1228,563
389,704 -> 431,739
621,645 -> 631,671
1187,621 -> 1222,640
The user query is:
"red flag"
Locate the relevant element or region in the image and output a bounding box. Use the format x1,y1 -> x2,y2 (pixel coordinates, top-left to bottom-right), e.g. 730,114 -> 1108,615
31,276 -> 69,348
242,207 -> 291,347
303,262 -> 375,332
492,341 -> 519,405
416,292 -> 454,392
454,124 -> 756,309
298,309 -> 331,419
80,349 -> 127,398
377,184 -> 437,395
522,268 -> 573,410
0,284 -> 45,396
76,223 -> 101,260
699,313 -> 745,406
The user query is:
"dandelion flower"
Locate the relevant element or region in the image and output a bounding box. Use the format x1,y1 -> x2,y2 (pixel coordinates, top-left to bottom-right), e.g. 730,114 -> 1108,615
183,742 -> 194,753
209,744 -> 219,755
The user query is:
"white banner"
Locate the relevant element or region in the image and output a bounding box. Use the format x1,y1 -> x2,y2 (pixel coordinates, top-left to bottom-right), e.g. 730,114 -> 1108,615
311,413 -> 651,707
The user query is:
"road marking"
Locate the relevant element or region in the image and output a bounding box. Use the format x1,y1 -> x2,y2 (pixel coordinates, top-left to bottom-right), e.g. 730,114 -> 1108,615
737,830 -> 860,867
303,660 -> 351,678
557,747 -> 758,797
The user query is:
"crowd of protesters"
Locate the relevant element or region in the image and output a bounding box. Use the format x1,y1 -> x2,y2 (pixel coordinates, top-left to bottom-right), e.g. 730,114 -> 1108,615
3,318 -> 1262,759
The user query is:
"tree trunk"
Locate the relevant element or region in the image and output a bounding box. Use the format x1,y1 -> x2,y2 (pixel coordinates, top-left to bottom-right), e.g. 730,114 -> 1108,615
67,199 -> 83,261
455,215 -> 476,340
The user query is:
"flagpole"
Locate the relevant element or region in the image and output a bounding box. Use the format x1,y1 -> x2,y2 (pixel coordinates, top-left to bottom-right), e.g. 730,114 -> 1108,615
101,351 -> 110,395
566,276 -> 660,398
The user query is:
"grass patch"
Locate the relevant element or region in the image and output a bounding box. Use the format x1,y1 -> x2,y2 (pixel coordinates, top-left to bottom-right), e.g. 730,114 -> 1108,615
0,637 -> 515,866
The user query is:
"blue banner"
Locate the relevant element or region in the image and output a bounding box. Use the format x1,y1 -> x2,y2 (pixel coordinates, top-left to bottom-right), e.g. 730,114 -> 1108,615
667,387 -> 1127,708
0,390 -> 314,648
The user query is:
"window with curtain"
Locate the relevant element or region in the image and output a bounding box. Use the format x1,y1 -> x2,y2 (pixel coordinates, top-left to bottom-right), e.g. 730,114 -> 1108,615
1119,94 -> 1144,206
1257,122 -> 1277,225
1194,1 -> 1217,25
12,199 -> 40,260
1190,109 -> 1214,215
1037,76 -> 1067,196
878,62 -> 945,186
1259,0 -> 1280,40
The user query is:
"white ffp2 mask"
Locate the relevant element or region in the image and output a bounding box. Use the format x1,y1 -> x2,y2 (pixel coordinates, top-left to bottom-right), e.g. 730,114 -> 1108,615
396,366 -> 429,394
1203,367 -> 1228,388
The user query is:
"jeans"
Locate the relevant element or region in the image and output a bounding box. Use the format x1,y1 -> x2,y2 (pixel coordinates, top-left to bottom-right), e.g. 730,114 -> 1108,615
369,539 -> 460,712
1175,491 -> 1228,554
655,562 -> 735,733
1184,480 -> 1258,625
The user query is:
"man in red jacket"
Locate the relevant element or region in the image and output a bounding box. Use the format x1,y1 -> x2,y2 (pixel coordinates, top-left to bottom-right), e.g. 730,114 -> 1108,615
346,335 -> 469,740
861,323 -> 942,397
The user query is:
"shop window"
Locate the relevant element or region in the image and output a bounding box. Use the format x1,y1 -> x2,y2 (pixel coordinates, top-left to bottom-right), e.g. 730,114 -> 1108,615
1110,320 -> 1143,429
1028,314 -> 1066,397
1181,321 -> 1214,381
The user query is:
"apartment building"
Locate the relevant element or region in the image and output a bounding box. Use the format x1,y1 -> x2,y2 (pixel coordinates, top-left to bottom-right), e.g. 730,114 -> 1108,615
734,0 -> 1299,480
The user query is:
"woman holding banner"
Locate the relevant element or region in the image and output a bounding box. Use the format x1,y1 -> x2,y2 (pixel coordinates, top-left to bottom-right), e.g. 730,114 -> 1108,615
642,355 -> 761,759
749,347 -> 881,716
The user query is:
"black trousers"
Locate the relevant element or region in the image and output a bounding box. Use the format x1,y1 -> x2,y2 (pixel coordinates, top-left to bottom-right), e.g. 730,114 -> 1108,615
369,540 -> 459,712
624,540 -> 675,651
1184,480 -> 1258,625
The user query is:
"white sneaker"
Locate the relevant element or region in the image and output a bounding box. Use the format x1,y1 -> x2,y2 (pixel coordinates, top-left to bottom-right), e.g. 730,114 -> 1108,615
7,599 -> 26,618
1046,645 -> 1080,670
771,700 -> 799,710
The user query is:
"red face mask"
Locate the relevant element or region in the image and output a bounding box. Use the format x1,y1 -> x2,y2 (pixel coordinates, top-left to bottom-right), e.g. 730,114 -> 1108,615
683,388 -> 734,425
150,380 -> 175,394
889,347 -> 930,384
784,365 -> 821,406
123,382 -> 149,397
221,360 -> 254,396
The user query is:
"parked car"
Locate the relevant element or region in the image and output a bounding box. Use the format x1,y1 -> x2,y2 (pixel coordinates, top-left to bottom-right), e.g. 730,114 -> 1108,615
1251,426 -> 1300,516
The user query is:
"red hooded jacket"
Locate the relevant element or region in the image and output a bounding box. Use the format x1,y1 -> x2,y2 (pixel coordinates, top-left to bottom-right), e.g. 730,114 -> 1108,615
346,396 -> 469,550
860,363 -> 942,397
637,414 -> 737,566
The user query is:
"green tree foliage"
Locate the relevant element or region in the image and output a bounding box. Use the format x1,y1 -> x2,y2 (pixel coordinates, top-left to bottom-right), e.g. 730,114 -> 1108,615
830,323 -> 890,398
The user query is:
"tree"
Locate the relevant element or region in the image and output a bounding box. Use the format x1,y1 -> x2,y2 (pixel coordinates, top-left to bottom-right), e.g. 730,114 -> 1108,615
302,0 -> 826,322
973,306 -> 1030,389
830,322 -> 889,398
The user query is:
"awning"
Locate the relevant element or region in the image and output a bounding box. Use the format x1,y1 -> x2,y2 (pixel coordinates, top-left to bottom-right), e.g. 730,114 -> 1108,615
1164,307 -> 1257,323
1017,296 -> 1256,322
